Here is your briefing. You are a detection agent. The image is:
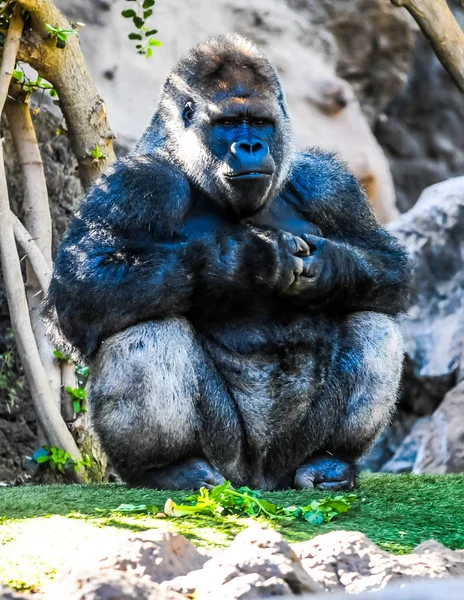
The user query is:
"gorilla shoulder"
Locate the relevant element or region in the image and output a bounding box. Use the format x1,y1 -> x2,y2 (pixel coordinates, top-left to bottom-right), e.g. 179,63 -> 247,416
79,153 -> 192,236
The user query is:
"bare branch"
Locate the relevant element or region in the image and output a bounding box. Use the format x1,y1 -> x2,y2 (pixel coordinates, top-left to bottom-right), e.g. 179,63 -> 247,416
11,212 -> 51,292
391,0 -> 464,93
15,0 -> 116,187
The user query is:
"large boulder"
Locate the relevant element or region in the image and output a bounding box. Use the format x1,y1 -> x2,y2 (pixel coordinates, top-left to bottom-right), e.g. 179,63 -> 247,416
389,177 -> 464,415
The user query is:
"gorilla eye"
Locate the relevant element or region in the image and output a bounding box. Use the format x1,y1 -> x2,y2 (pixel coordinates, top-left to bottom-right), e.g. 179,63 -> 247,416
253,118 -> 270,126
182,101 -> 196,127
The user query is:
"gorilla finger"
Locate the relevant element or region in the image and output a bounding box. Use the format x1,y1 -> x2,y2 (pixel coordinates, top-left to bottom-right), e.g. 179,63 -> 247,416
300,233 -> 324,252
280,232 -> 309,256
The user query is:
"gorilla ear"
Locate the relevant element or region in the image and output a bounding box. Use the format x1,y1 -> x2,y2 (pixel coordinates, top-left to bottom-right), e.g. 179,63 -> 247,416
182,101 -> 196,127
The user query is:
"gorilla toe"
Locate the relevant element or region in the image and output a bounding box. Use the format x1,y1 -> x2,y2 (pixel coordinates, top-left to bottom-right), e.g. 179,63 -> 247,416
127,458 -> 225,490
294,456 -> 356,491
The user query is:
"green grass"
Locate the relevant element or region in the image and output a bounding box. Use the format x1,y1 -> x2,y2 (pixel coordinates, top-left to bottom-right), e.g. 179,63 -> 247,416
1,474 -> 464,591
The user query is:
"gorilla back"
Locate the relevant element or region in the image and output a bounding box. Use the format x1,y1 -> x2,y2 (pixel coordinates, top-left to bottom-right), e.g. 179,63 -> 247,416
44,35 -> 412,490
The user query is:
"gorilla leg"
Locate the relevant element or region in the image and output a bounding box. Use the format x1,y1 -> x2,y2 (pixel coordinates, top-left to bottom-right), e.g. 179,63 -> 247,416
294,312 -> 404,490
88,318 -> 247,489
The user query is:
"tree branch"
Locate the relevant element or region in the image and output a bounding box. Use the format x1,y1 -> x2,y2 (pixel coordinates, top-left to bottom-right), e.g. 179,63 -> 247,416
14,0 -> 116,187
391,0 -> 464,93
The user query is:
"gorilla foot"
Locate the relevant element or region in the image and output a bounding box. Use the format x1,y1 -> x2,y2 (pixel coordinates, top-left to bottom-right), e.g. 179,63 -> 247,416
294,456 -> 356,491
127,458 -> 225,490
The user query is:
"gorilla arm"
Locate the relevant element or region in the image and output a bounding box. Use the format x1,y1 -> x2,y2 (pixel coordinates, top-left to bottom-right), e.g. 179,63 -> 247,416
280,150 -> 412,315
44,155 -> 307,359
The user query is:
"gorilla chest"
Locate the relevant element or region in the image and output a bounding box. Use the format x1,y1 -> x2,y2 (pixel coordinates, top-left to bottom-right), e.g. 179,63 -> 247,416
247,197 -> 322,238
183,194 -> 321,239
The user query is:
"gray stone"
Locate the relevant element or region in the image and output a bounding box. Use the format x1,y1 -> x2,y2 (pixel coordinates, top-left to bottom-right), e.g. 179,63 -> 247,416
292,530 -> 464,594
414,381 -> 464,473
100,530 -> 208,583
381,416 -> 431,473
164,525 -> 321,598
388,177 -> 464,416
48,571 -> 184,600
299,578 -> 464,600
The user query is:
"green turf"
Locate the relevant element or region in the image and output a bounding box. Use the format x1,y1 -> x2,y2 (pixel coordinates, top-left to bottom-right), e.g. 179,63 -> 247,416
1,473 -> 464,552
1,474 -> 464,592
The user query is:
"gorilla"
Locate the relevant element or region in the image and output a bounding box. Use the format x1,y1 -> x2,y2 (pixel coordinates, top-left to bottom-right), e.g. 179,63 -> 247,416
44,35 -> 412,491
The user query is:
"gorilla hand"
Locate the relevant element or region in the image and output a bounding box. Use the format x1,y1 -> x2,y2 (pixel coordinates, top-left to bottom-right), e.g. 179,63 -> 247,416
283,233 -> 337,296
268,230 -> 310,291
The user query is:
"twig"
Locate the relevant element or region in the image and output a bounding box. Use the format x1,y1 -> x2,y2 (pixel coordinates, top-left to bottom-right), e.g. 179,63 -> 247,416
11,212 -> 51,292
391,0 -> 464,93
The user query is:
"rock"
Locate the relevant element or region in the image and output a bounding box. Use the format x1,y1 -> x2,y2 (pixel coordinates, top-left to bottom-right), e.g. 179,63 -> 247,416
414,381 -> 464,473
381,416 -> 431,473
164,525 -> 321,598
0,585 -> 31,599
48,571 -> 184,600
388,177 -> 464,416
299,578 -> 464,600
292,530 -> 464,594
100,530 -> 208,583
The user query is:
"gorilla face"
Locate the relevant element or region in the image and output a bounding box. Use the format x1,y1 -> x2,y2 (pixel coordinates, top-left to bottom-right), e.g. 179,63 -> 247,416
156,36 -> 293,219
182,96 -> 280,217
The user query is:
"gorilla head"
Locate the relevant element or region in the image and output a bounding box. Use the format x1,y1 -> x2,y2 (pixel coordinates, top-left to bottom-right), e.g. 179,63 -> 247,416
140,35 -> 293,217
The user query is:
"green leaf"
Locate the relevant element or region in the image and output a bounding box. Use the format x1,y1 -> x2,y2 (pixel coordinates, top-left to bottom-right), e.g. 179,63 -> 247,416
143,9 -> 153,18
145,29 -> 158,36
128,33 -> 142,40
146,47 -> 152,58
90,145 -> 104,160
72,399 -> 81,414
148,38 -> 162,47
121,9 -> 136,18
75,365 -> 89,377
12,70 -> 23,82
143,0 -> 155,8
133,16 -> 144,29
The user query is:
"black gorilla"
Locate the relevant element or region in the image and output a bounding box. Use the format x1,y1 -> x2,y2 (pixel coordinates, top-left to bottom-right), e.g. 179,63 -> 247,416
45,35 -> 412,490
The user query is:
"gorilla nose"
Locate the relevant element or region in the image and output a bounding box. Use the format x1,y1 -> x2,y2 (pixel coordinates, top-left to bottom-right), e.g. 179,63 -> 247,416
231,139 -> 268,161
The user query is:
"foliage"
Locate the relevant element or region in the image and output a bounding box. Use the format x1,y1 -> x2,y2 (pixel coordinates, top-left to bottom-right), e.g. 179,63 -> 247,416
11,68 -> 58,99
45,23 -> 78,49
163,481 -> 357,523
122,0 -> 161,57
65,386 -> 86,414
31,446 -> 91,473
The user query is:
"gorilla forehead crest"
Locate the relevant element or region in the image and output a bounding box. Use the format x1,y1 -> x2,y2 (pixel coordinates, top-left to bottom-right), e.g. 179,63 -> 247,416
164,34 -> 288,117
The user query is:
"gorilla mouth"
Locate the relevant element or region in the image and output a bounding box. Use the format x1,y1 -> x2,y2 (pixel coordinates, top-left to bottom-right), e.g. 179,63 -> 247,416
225,171 -> 272,180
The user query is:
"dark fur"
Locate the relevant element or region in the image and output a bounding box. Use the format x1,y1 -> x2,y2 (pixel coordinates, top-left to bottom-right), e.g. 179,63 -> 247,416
44,35 -> 412,490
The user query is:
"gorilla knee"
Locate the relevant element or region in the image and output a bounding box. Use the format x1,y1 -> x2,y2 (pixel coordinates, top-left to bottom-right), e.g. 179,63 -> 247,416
87,318 -> 201,476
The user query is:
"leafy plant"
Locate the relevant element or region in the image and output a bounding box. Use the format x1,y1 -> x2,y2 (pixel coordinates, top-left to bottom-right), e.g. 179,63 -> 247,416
45,23 -> 78,49
65,386 -> 86,414
164,481 -> 356,523
31,446 -> 92,473
103,481 -> 357,524
121,0 -> 161,57
11,69 -> 58,99
97,503 -> 160,515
